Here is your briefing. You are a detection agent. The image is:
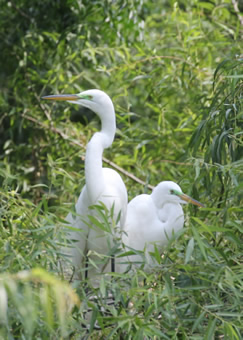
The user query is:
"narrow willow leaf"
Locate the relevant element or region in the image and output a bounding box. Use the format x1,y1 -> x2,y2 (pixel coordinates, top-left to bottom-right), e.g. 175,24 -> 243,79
53,285 -> 67,336
204,317 -> 217,339
192,311 -> 206,332
40,286 -> 54,330
224,323 -> 240,339
185,237 -> 194,264
100,276 -> 106,298
87,215 -> 108,232
0,284 -> 8,324
225,75 -> 243,78
151,244 -> 161,264
192,225 -> 208,260
89,307 -> 98,334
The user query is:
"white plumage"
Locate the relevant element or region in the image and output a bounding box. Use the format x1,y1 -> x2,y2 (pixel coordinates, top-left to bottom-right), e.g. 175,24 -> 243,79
122,181 -> 203,268
43,90 -> 127,280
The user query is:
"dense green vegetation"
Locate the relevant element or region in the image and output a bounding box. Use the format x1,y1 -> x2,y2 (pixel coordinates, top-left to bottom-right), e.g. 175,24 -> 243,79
0,0 -> 242,338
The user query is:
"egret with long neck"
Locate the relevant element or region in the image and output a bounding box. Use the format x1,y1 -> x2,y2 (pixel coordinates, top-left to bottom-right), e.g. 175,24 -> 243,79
42,90 -> 128,280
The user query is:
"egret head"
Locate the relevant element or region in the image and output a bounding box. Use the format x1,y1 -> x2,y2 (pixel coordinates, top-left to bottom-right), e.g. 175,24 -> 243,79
42,89 -> 114,117
152,181 -> 204,208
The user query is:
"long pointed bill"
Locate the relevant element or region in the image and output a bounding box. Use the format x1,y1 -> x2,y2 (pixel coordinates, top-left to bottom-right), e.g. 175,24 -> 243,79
41,94 -> 79,101
179,193 -> 204,207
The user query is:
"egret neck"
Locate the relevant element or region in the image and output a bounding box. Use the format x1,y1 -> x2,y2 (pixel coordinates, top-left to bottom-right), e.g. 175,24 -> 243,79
85,104 -> 116,203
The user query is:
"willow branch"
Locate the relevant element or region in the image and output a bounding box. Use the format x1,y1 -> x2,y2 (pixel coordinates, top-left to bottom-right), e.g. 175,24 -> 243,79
231,0 -> 243,26
108,55 -> 196,74
22,113 -> 155,190
9,0 -> 32,20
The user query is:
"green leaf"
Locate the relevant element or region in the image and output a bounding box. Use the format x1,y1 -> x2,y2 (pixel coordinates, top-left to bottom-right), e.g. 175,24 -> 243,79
185,237 -> 194,264
192,225 -> 208,261
204,317 -> 217,340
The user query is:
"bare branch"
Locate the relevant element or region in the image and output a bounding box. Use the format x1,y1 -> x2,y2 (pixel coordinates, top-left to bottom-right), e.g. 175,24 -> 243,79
231,0 -> 243,26
9,0 -> 32,20
22,113 -> 155,190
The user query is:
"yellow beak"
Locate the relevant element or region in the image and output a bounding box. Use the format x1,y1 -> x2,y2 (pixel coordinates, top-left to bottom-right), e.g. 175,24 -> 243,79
179,193 -> 204,207
42,94 -> 79,101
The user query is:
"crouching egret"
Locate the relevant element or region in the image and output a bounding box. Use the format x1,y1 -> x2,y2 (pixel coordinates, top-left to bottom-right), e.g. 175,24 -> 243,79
42,90 -> 127,280
122,181 -> 204,268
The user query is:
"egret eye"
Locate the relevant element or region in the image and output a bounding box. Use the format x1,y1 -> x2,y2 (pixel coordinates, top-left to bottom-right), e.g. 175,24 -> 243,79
170,189 -> 182,196
78,94 -> 93,100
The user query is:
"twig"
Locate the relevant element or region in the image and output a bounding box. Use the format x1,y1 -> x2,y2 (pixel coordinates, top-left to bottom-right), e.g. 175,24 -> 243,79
149,159 -> 192,166
108,55 -> 196,73
22,114 -> 155,190
231,0 -> 243,26
9,0 -> 32,20
34,93 -> 52,122
103,156 -> 154,189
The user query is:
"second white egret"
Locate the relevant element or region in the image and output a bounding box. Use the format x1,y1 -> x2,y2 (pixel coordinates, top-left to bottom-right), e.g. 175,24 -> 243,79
122,181 -> 203,268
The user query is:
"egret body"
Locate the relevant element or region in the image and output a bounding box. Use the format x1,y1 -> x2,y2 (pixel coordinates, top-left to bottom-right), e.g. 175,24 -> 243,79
42,90 -> 128,279
122,181 -> 203,267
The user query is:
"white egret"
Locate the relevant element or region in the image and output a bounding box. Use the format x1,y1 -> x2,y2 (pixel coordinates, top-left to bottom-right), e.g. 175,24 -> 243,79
42,89 -> 128,280
121,181 -> 204,268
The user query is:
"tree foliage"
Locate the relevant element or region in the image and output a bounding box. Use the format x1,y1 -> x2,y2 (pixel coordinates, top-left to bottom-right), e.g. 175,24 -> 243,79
0,0 -> 242,338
